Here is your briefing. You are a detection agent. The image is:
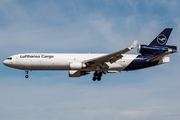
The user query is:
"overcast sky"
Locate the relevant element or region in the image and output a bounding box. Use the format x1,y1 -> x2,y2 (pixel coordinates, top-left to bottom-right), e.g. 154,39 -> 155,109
0,0 -> 180,120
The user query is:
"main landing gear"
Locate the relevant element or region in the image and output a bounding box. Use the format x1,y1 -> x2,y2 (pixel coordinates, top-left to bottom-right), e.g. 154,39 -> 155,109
25,70 -> 29,78
92,71 -> 102,81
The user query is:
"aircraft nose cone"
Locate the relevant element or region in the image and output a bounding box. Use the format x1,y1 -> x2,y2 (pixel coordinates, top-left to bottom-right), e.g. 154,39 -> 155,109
3,60 -> 8,66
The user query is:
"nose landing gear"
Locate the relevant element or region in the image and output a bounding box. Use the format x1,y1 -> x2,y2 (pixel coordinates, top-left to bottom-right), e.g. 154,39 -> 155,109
25,70 -> 29,78
92,72 -> 103,81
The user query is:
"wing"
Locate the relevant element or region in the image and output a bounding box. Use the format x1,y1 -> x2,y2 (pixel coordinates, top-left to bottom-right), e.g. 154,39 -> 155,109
85,41 -> 138,67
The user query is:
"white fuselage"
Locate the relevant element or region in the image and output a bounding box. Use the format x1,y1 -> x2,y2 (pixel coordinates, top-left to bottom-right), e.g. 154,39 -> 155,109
2,28 -> 175,80
3,53 -> 138,72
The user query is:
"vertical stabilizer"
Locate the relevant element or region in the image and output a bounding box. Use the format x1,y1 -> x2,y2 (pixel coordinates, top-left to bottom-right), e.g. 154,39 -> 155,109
149,28 -> 173,46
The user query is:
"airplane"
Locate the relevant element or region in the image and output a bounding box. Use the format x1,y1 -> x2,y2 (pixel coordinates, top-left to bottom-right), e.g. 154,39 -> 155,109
3,28 -> 177,81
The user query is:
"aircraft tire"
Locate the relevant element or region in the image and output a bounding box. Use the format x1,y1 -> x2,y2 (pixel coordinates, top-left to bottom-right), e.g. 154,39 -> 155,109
97,77 -> 101,81
99,72 -> 102,77
25,75 -> 29,78
94,72 -> 98,76
92,77 -> 96,81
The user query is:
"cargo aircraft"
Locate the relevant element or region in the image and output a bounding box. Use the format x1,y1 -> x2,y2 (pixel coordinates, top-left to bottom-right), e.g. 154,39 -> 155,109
3,28 -> 177,81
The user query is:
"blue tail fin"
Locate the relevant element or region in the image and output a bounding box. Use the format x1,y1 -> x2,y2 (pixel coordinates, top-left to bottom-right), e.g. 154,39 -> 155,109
149,28 -> 173,46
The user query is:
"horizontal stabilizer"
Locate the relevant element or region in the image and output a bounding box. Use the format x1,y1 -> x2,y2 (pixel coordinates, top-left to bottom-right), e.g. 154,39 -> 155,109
148,49 -> 175,62
164,45 -> 177,51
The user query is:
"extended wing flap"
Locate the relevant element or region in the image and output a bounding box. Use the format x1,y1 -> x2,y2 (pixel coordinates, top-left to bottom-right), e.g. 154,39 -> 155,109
85,40 -> 138,67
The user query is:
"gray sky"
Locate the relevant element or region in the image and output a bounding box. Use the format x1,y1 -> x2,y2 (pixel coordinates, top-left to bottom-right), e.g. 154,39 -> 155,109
0,0 -> 180,120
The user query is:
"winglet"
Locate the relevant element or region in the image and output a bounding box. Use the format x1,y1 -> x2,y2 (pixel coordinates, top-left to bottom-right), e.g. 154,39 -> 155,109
129,40 -> 138,49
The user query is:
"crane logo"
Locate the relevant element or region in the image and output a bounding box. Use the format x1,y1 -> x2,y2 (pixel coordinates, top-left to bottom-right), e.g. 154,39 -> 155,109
157,34 -> 167,45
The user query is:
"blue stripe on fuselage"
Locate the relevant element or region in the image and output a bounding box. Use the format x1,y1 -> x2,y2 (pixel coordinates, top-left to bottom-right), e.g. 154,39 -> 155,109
124,55 -> 159,71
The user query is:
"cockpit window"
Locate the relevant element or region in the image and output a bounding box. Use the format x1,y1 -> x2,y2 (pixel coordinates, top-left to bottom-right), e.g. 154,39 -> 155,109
6,57 -> 12,60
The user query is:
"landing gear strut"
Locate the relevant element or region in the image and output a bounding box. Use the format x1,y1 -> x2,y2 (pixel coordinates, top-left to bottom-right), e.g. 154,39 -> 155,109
25,70 -> 29,78
92,71 -> 102,81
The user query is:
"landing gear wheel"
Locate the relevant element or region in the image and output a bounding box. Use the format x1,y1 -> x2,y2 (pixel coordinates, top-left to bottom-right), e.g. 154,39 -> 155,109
93,71 -> 103,81
99,72 -> 102,77
92,77 -> 96,81
94,72 -> 98,76
25,70 -> 29,79
97,77 -> 101,81
25,75 -> 29,78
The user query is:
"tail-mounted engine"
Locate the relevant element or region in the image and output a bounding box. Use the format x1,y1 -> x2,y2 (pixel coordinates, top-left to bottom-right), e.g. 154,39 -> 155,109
138,45 -> 177,55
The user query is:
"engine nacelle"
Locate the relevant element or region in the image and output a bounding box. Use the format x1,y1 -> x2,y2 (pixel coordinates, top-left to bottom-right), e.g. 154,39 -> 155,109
69,70 -> 89,77
69,62 -> 86,70
138,45 -> 169,55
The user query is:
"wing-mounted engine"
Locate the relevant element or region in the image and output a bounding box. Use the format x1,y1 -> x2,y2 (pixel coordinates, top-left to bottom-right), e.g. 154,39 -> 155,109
69,62 -> 86,70
68,62 -> 88,77
69,70 -> 89,77
137,45 -> 177,55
